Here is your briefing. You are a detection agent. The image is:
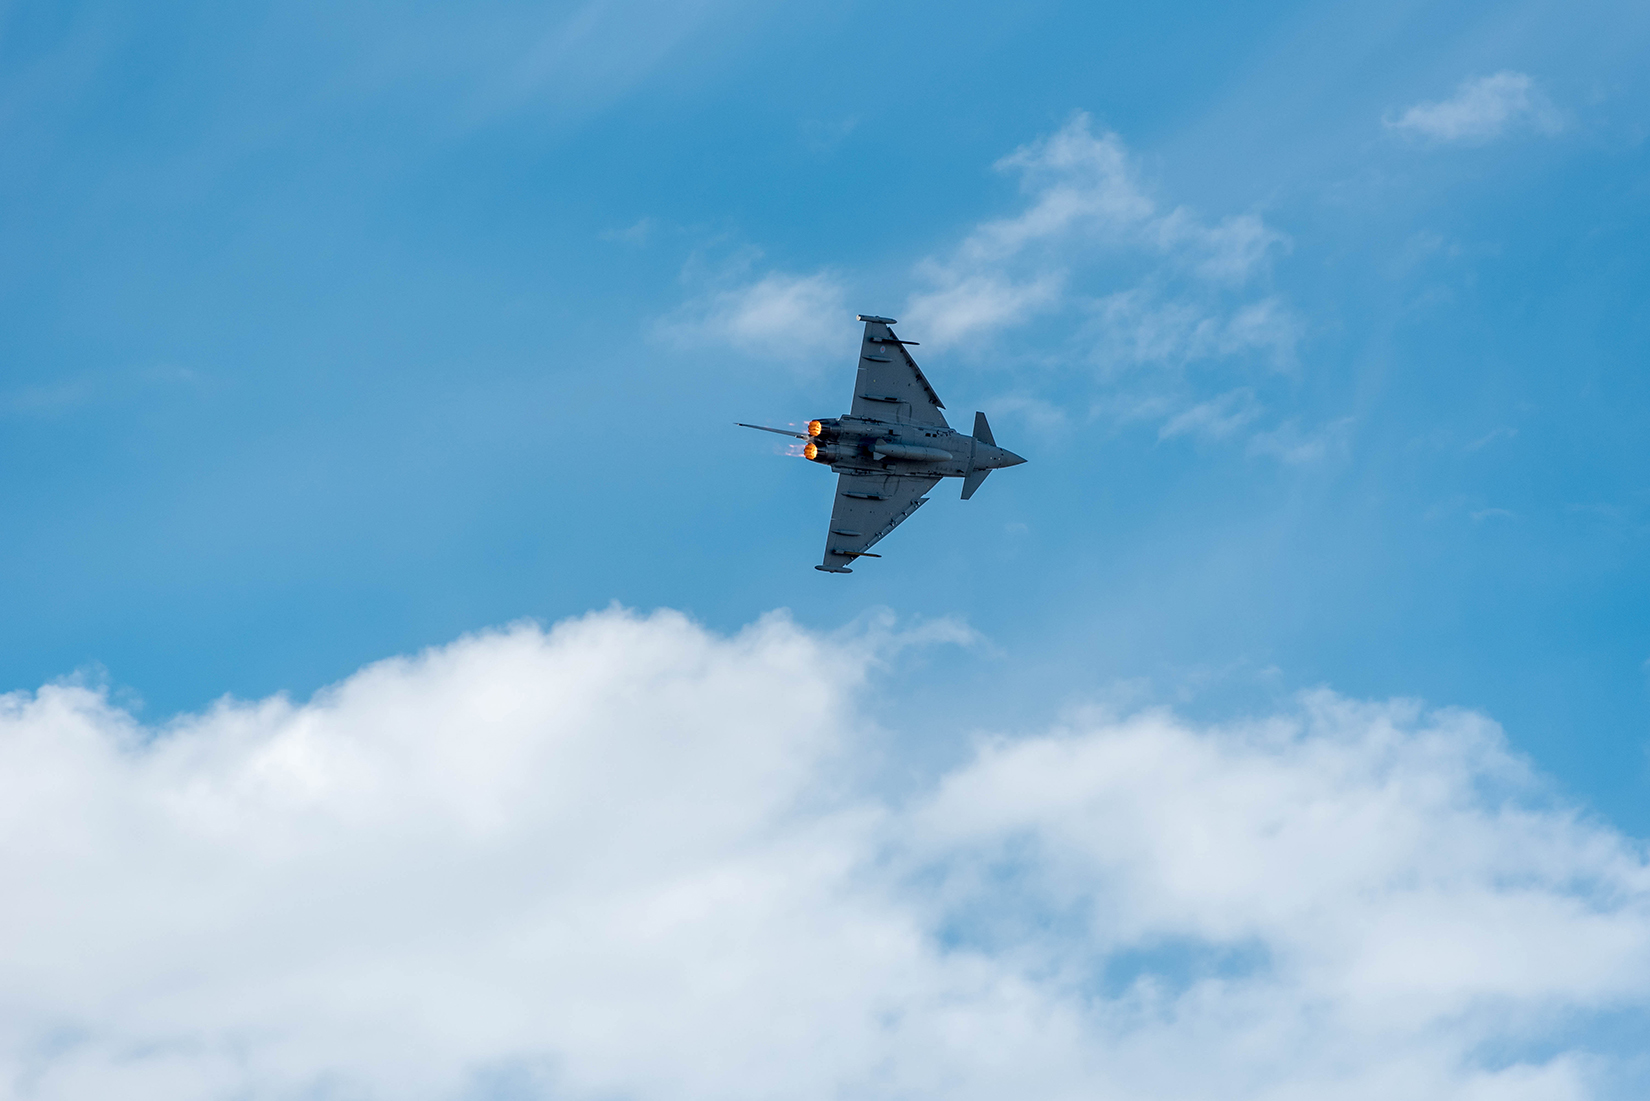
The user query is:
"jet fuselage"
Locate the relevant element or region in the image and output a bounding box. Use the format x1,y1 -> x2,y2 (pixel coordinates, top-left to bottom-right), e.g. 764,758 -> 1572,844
803,416 -> 1026,480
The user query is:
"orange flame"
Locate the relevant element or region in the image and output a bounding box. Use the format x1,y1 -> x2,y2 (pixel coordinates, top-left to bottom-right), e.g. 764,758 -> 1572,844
808,420 -> 823,437
804,442 -> 818,461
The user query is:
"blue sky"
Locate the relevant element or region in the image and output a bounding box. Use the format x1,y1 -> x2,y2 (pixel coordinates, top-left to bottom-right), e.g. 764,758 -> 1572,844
6,0 -> 1646,820
3,3 -> 1650,1094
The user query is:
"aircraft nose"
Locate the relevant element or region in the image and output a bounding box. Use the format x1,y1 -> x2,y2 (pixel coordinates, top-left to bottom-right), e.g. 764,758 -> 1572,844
1000,449 -> 1027,467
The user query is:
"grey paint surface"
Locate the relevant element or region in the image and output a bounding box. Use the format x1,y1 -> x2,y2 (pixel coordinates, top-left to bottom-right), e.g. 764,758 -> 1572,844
742,315 -> 1027,573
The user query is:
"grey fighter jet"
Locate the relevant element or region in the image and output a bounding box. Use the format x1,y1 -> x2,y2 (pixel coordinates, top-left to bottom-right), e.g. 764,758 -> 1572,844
740,314 -> 1026,573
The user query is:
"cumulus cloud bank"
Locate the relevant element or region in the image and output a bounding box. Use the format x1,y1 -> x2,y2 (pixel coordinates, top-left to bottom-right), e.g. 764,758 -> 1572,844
6,607 -> 1648,1100
1386,72 -> 1564,144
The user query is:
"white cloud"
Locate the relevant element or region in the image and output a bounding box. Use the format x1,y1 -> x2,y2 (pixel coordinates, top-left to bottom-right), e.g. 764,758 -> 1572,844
1248,415 -> 1354,464
904,113 -> 1289,349
600,217 -> 654,246
2,608 -> 1649,1099
963,121 -> 1155,262
903,271 -> 1064,347
1465,426 -> 1519,452
977,391 -> 1071,434
1158,388 -> 1263,441
1090,292 -> 1217,367
1386,72 -> 1564,144
1224,296 -> 1303,363
914,695 -> 1650,1058
654,115 -> 1302,453
665,269 -> 851,362
1088,291 -> 1302,372
1154,210 -> 1288,284
892,114 -> 1303,455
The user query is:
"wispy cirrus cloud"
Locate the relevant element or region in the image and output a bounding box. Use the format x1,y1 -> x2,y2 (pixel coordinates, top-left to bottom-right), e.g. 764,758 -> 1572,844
661,267 -> 852,365
903,271 -> 1064,348
2,608 -> 1649,1099
1158,387 -> 1264,442
893,114 -> 1318,456
905,114 -> 1291,349
663,115 -> 1313,454
1385,71 -> 1564,144
1087,291 -> 1301,372
1247,415 -> 1355,464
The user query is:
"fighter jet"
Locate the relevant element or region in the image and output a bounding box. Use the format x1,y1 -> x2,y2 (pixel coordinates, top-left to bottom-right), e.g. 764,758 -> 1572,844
740,313 -> 1026,573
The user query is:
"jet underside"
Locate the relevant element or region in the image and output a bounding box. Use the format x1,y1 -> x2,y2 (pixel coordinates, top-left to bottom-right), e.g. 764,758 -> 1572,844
741,314 -> 1025,572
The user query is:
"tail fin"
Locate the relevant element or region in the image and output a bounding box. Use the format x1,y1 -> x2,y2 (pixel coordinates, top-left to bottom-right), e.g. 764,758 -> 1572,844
964,412 -> 996,499
972,411 -> 996,446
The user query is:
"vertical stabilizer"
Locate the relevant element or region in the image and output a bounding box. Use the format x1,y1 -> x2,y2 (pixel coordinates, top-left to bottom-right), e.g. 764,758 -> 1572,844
964,410 -> 996,499
972,411 -> 996,446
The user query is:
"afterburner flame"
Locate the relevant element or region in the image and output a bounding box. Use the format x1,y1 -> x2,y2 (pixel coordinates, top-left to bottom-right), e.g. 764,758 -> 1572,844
804,442 -> 818,461
808,420 -> 823,437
